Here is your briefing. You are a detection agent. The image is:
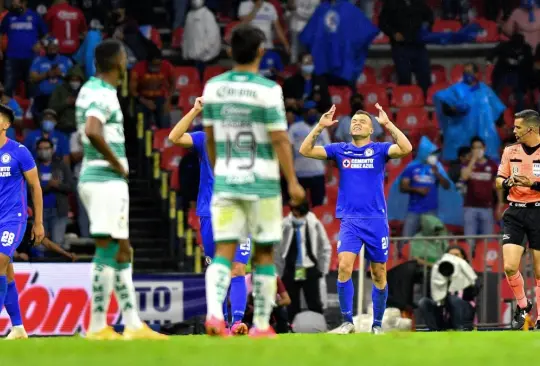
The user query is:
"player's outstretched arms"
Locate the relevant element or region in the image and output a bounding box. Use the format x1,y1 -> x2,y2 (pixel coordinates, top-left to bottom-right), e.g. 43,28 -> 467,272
299,104 -> 338,160
375,103 -> 412,159
85,117 -> 128,178
168,97 -> 203,147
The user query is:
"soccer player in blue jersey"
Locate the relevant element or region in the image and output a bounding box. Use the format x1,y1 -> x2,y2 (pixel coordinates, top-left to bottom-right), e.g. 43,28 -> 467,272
0,104 -> 45,339
168,97 -> 252,335
300,103 -> 412,334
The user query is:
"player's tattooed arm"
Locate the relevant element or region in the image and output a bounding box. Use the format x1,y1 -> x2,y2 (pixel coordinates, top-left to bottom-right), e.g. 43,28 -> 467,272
375,103 -> 412,159
299,105 -> 337,160
168,97 -> 203,147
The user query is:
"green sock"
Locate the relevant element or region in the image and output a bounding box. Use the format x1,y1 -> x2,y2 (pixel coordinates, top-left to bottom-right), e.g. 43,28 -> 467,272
253,264 -> 276,331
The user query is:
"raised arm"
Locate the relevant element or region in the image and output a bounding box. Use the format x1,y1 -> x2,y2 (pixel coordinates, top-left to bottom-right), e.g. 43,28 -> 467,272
299,105 -> 338,160
168,97 -> 203,148
375,103 -> 412,159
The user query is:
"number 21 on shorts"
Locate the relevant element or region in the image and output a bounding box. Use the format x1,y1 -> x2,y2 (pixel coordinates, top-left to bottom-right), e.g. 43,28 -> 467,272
381,237 -> 389,250
1,231 -> 15,247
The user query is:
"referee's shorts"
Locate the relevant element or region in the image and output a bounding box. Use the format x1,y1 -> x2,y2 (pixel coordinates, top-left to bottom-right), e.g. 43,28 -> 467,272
502,202 -> 540,250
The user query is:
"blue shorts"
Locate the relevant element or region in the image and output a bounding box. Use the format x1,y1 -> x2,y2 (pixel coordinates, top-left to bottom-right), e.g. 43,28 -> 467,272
0,221 -> 27,261
338,218 -> 389,263
199,216 -> 251,265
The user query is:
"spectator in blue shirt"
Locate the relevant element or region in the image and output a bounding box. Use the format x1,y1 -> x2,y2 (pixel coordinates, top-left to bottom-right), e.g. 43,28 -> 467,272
24,108 -> 70,164
30,36 -> 72,119
0,82 -> 24,139
0,0 -> 48,96
259,49 -> 284,81
399,143 -> 450,242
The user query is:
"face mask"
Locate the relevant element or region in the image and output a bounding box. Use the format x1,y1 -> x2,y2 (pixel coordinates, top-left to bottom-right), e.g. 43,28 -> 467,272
462,72 -> 476,85
426,155 -> 438,165
306,114 -> 318,125
69,81 -> 81,90
301,65 -> 314,75
191,0 -> 204,8
37,149 -> 53,161
42,120 -> 56,133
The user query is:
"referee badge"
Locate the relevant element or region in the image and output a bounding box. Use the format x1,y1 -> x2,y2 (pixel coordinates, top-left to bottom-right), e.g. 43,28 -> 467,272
512,166 -> 519,175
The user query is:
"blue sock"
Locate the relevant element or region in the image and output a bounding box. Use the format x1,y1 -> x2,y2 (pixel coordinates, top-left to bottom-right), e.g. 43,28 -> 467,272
337,279 -> 354,323
222,288 -> 230,327
0,276 -> 7,314
372,284 -> 388,328
230,276 -> 247,324
5,281 -> 22,326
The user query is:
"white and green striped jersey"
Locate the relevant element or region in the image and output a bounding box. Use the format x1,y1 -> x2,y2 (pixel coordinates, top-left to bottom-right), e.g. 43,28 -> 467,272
76,77 -> 128,183
202,71 -> 287,199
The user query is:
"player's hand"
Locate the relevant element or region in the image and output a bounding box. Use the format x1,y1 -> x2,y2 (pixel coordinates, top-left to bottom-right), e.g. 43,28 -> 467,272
113,162 -> 129,179
47,178 -> 60,188
375,103 -> 391,127
394,32 -> 405,42
415,187 -> 430,196
318,105 -> 338,128
19,253 -> 29,261
192,97 -> 203,113
31,222 -> 45,244
288,181 -> 306,205
70,253 -> 78,262
513,175 -> 533,187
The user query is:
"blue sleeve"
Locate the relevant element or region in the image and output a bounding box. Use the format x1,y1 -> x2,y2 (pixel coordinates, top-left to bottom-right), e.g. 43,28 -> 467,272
190,131 -> 206,155
7,99 -> 23,119
401,165 -> 414,179
324,143 -> 338,161
380,142 -> 392,158
18,145 -> 36,173
36,13 -> 48,36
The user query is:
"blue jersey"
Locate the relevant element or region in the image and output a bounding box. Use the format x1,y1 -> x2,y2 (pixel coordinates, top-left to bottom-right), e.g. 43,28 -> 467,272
191,131 -> 213,217
0,139 -> 36,223
0,9 -> 48,59
401,163 -> 438,214
324,142 -> 392,219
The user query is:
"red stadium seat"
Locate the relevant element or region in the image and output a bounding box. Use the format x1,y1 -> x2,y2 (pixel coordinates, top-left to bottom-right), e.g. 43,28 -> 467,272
484,63 -> 495,84
474,19 -> 499,43
432,19 -> 461,33
174,66 -> 200,90
357,85 -> 389,107
161,145 -> 187,170
450,64 -> 465,83
13,96 -> 29,113
178,85 -> 203,113
326,184 -> 338,206
224,21 -> 241,43
203,65 -> 227,83
153,128 -> 173,151
356,66 -> 377,86
171,27 -> 184,49
381,65 -> 397,85
372,31 -> 389,44
426,83 -> 450,105
170,166 -> 180,191
392,85 -> 425,107
503,108 -> 514,128
395,107 -> 430,131
430,64 -> 448,85
282,65 -> 298,79
329,86 -> 352,117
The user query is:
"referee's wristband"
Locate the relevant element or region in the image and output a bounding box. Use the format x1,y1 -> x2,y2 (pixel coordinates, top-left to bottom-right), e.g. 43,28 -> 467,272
532,182 -> 540,192
502,178 -> 513,190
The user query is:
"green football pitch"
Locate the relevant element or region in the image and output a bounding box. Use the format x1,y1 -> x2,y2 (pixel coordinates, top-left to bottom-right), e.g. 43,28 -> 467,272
0,332 -> 537,366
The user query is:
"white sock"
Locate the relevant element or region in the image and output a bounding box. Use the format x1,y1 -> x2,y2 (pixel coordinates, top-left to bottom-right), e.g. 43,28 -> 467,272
114,266 -> 143,331
205,260 -> 231,320
252,273 -> 277,331
89,263 -> 115,333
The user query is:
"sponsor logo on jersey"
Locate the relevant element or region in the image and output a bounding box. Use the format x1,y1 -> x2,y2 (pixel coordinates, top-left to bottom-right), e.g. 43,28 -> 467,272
343,158 -> 374,169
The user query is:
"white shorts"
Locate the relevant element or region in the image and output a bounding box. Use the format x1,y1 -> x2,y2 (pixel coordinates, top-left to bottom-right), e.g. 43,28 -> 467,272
78,180 -> 129,239
211,194 -> 282,245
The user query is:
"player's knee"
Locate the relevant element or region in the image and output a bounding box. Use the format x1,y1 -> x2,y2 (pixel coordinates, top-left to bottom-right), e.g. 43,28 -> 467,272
337,261 -> 353,280
0,254 -> 9,274
504,263 -> 519,276
371,269 -> 386,287
231,262 -> 246,277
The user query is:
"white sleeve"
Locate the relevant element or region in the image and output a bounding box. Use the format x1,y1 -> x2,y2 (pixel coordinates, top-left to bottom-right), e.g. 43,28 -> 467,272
264,85 -> 288,132
84,92 -> 110,124
238,1 -> 250,17
70,132 -> 82,153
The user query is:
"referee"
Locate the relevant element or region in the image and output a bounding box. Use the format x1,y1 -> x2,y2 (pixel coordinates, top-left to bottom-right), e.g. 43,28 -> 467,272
496,109 -> 540,330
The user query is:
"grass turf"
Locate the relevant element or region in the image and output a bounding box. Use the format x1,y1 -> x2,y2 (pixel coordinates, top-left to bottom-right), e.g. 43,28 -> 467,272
0,332 -> 538,366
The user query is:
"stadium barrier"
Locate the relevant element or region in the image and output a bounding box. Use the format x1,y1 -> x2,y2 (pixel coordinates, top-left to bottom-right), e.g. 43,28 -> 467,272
1,263 -> 206,336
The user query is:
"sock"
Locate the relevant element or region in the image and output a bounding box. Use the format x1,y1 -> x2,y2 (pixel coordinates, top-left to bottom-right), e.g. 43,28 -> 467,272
230,276 -> 247,324
5,282 -> 22,327
88,263 -> 115,333
506,272 -> 528,309
0,276 -> 7,317
114,265 -> 144,331
536,280 -> 540,322
372,284 -> 388,328
222,288 -> 230,326
337,279 -> 354,323
253,264 -> 277,331
205,256 -> 232,320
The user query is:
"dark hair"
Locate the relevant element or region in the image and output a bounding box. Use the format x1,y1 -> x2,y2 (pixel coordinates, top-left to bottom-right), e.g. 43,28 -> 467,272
95,39 -> 124,73
353,109 -> 372,119
231,24 -> 265,65
349,93 -> 364,105
464,62 -> 479,74
147,48 -> 162,62
457,146 -> 471,158
36,137 -> 53,149
0,104 -> 15,124
446,245 -> 468,262
515,109 -> 540,126
470,136 -> 485,147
